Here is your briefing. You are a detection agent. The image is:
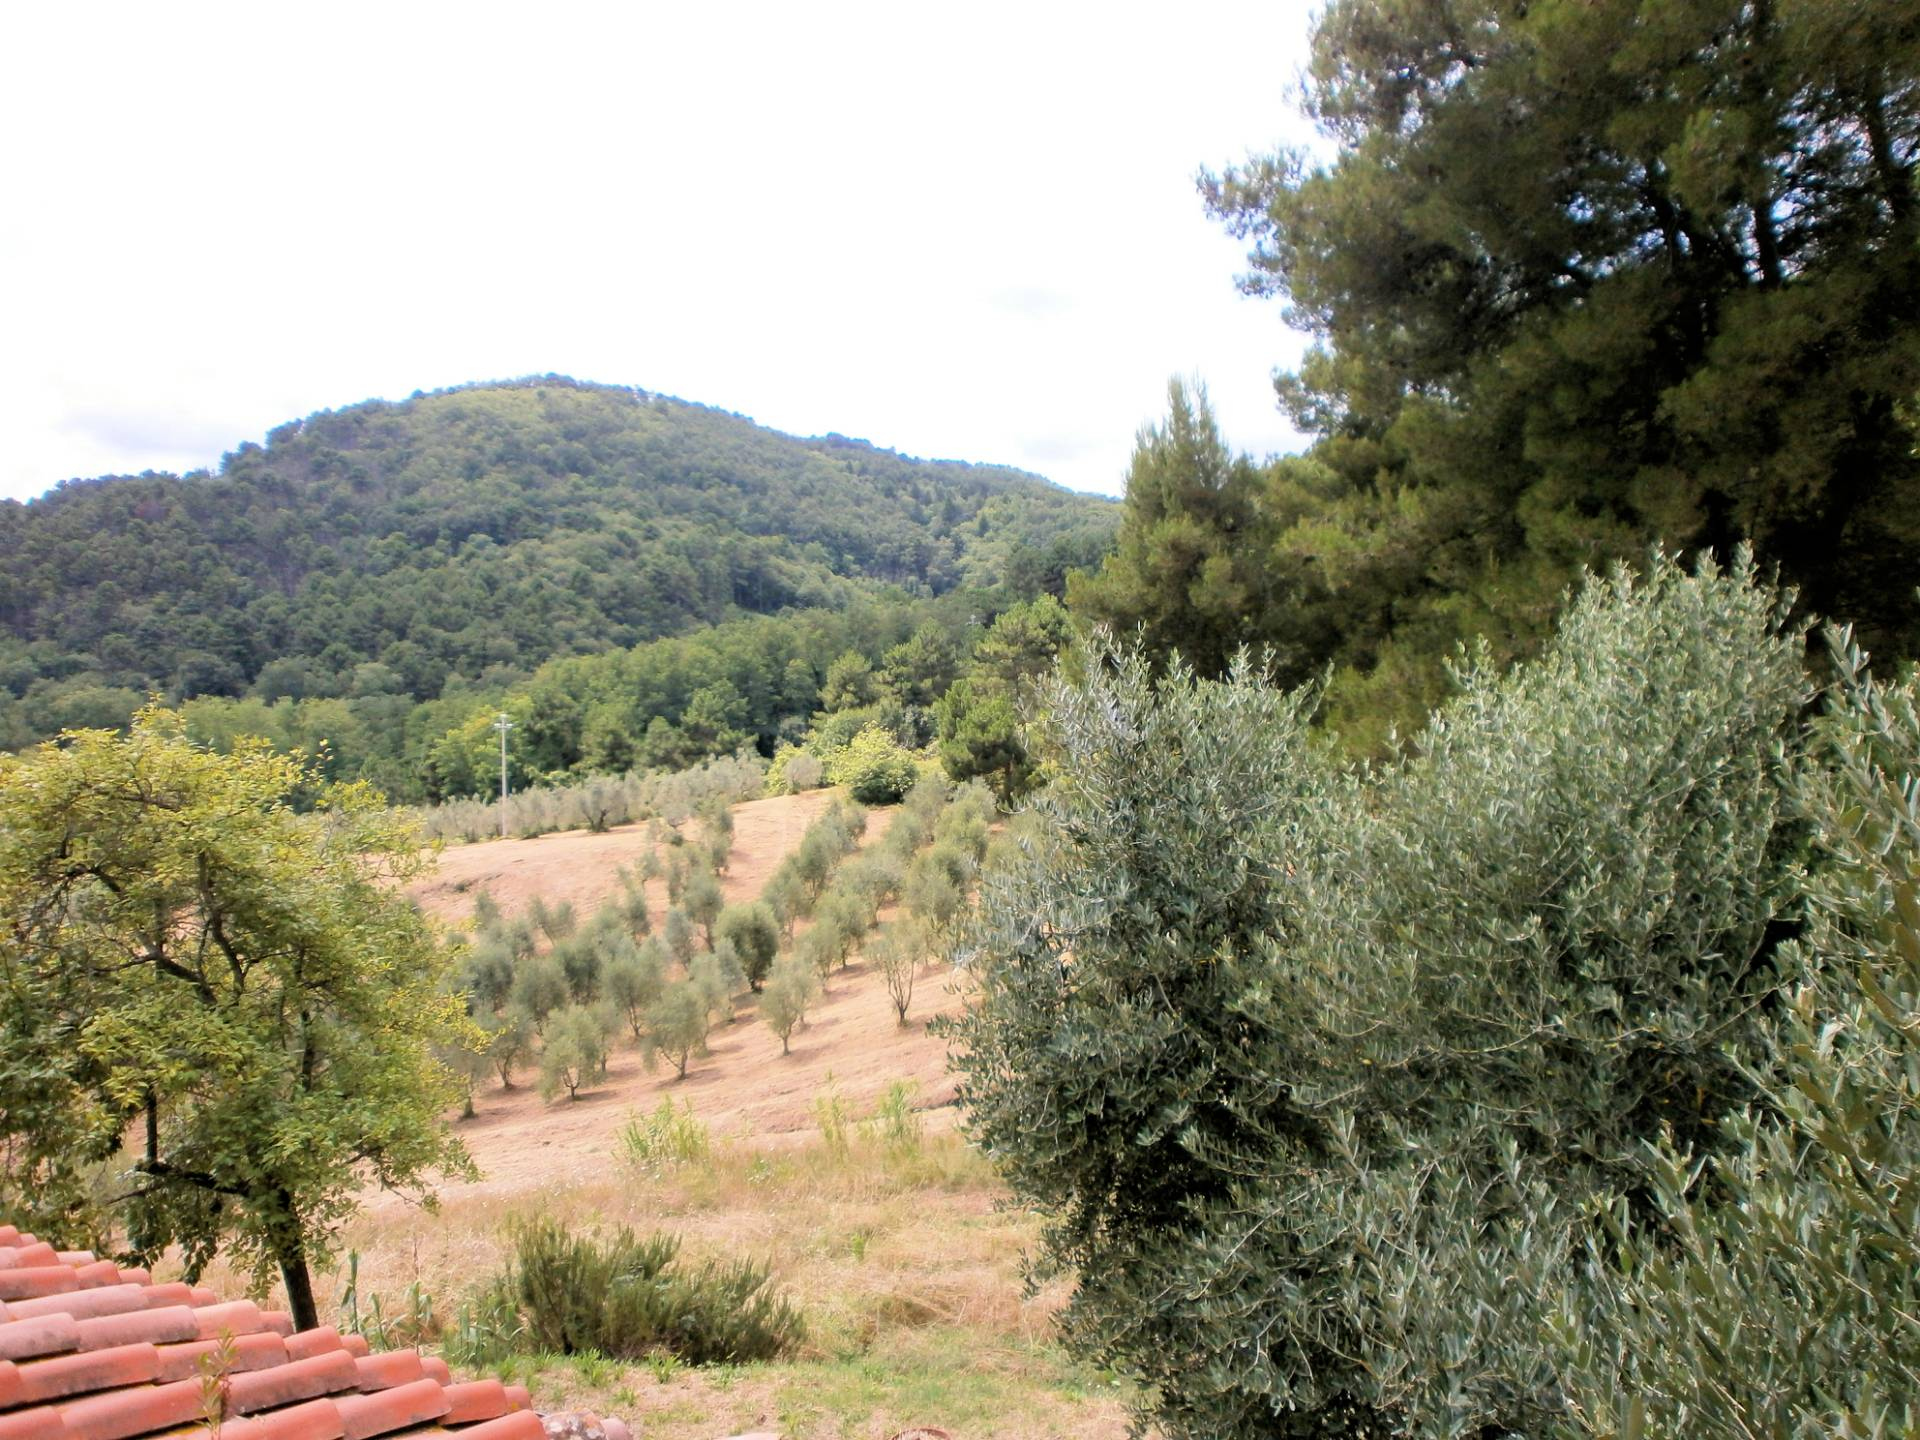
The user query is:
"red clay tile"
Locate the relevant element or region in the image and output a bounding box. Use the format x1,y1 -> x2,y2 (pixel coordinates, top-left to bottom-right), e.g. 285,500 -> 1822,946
72,1307 -> 199,1352
0,1227 -> 20,1246
186,1289 -> 219,1308
69,1265 -> 117,1292
283,1329 -> 344,1363
153,1330 -> 287,1383
260,1312 -> 294,1338
225,1349 -> 358,1414
502,1384 -> 531,1412
107,1274 -> 145,1293
0,1273 -> 77,1305
218,1397 -> 348,1440
0,1360 -> 21,1410
455,1412 -> 545,1440
14,1343 -> 160,1405
350,1351 -> 423,1393
0,1408 -> 70,1440
10,1287 -> 149,1324
338,1335 -> 370,1360
0,1246 -> 58,1271
419,1357 -> 451,1387
133,1286 -> 191,1312
190,1300 -> 263,1338
51,1255 -> 93,1270
332,1378 -> 449,1440
57,1375 -> 203,1440
0,1315 -> 80,1363
439,1379 -> 509,1425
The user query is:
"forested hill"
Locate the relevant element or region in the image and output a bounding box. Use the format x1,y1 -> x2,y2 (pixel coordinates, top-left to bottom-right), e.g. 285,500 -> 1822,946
0,378 -> 1115,717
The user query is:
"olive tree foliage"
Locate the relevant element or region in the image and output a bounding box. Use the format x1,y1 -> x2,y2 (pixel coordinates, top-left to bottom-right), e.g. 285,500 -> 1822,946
1546,632 -> 1920,1439
948,553 -> 1811,1438
0,709 -> 474,1332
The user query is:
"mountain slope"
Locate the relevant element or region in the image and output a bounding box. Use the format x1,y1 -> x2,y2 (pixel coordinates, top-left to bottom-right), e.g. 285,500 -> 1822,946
0,377 -> 1115,706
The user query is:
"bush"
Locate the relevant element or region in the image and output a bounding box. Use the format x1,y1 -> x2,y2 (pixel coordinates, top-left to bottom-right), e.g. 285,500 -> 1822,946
826,724 -> 919,804
949,554 -> 1812,1439
1546,632 -> 1920,1437
618,1098 -> 711,1173
481,1217 -> 802,1365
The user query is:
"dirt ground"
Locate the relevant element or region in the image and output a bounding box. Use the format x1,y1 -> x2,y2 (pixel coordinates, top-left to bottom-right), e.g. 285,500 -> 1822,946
399,790 -> 961,1207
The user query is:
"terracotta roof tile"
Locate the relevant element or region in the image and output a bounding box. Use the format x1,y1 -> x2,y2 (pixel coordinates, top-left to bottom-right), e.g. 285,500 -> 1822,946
70,1308 -> 199,1353
350,1351 -> 424,1393
220,1396 -> 347,1440
152,1331 -> 287,1383
0,1218 -> 624,1440
0,1316 -> 81,1363
334,1376 -> 450,1438
14,1344 -> 161,1406
457,1414 -> 545,1440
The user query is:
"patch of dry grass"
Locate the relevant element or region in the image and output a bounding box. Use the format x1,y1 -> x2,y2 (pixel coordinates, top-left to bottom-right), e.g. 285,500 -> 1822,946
198,1130 -> 1138,1439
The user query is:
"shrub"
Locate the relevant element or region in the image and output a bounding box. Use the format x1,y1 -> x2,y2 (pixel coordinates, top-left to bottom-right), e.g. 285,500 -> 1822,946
1546,632 -> 1920,1436
826,724 -> 918,804
482,1217 -> 802,1365
948,554 -> 1811,1439
617,1098 -> 711,1173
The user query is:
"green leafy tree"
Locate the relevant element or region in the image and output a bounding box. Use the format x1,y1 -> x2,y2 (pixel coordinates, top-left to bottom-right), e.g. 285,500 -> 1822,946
760,958 -> 817,1056
950,554 -> 1810,1437
645,982 -> 709,1080
1066,380 -> 1278,678
682,868 -> 724,950
715,902 -> 781,992
820,651 -> 877,711
604,941 -> 666,1042
1550,632 -> 1920,1436
826,724 -> 919,805
935,679 -> 1033,805
1201,0 -> 1920,719
0,709 -> 473,1331
538,1005 -> 611,1102
508,953 -> 568,1037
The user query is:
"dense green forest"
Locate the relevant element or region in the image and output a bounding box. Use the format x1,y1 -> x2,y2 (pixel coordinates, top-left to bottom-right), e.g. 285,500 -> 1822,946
0,376 -> 1113,737
1076,0 -> 1920,751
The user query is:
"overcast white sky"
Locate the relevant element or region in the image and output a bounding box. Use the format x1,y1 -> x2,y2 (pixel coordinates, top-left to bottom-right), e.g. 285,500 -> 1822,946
0,2 -> 1320,502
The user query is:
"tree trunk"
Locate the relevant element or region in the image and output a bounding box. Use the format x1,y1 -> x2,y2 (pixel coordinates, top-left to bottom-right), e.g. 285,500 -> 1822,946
278,1254 -> 318,1333
271,1212 -> 320,1333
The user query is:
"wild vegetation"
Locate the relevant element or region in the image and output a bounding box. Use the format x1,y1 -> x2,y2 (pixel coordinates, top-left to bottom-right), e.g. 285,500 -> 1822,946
952,554 -> 1920,1436
2,0 -> 1917,1434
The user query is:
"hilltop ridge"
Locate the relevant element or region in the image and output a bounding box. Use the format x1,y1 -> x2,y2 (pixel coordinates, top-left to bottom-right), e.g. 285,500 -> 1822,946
0,377 -> 1115,720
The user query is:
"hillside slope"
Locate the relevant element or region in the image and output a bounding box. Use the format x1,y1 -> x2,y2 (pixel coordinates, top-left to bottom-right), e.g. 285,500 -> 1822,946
0,377 -> 1115,708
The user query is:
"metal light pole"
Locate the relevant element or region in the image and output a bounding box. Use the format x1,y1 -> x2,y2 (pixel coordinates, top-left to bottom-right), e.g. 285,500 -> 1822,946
493,712 -> 514,838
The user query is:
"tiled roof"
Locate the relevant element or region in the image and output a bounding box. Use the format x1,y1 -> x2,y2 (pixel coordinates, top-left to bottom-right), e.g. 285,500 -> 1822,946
0,1224 -> 631,1440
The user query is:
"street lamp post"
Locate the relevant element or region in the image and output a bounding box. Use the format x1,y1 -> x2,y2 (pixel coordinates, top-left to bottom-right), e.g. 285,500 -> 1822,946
493,712 -> 514,839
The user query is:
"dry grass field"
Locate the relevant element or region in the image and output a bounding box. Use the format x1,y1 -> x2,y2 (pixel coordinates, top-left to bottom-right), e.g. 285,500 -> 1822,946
205,791 -> 1138,1438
